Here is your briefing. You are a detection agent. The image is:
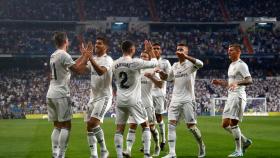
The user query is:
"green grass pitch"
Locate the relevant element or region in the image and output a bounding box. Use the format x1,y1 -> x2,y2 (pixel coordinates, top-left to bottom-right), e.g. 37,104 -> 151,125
0,116 -> 279,158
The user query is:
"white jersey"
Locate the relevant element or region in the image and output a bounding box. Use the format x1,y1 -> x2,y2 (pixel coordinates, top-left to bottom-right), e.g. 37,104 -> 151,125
228,59 -> 251,99
141,69 -> 154,108
113,57 -> 158,107
47,49 -> 75,98
152,58 -> 171,97
167,59 -> 203,103
87,54 -> 113,100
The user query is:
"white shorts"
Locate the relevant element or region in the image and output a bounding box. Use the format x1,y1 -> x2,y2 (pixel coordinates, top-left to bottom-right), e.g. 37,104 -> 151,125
128,106 -> 156,124
84,97 -> 112,123
223,96 -> 246,121
153,96 -> 166,114
168,101 -> 197,124
116,102 -> 148,125
47,97 -> 72,122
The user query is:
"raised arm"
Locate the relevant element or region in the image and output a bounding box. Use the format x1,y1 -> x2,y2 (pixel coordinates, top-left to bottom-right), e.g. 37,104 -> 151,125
88,57 -> 110,76
177,51 -> 203,69
70,42 -> 93,74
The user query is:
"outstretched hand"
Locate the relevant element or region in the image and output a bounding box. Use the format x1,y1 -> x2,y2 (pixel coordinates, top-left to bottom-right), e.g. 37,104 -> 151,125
80,41 -> 94,58
144,40 -> 153,52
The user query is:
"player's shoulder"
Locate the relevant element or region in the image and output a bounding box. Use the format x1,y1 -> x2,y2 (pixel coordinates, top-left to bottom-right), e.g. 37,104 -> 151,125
172,62 -> 180,68
237,59 -> 248,67
51,49 -> 70,59
104,54 -> 113,60
160,58 -> 170,64
103,54 -> 114,63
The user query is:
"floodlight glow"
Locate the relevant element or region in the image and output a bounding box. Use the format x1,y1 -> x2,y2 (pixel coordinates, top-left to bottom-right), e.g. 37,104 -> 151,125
114,22 -> 124,25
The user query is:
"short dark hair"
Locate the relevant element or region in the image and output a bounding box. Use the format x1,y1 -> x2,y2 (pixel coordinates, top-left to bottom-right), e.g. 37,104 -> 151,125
229,44 -> 241,51
96,36 -> 109,46
121,40 -> 134,53
152,42 -> 161,47
53,32 -> 68,47
177,43 -> 188,47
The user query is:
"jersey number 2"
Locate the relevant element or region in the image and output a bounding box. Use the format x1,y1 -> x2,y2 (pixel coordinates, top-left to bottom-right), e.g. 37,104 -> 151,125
119,71 -> 129,89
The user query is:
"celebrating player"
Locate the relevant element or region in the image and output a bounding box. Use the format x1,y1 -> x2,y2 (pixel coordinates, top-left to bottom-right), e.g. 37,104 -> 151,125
112,40 -> 158,158
212,44 -> 253,157
157,43 -> 206,158
151,43 -> 171,150
46,32 -> 92,158
123,50 -> 161,157
80,37 -> 113,158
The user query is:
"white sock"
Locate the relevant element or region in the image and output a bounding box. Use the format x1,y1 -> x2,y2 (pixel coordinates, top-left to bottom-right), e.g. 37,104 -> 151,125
168,124 -> 176,155
225,126 -> 248,143
231,125 -> 242,152
150,126 -> 160,148
159,120 -> 166,143
87,132 -> 98,156
142,127 -> 151,156
189,126 -> 204,148
51,128 -> 60,157
126,128 -> 136,153
93,125 -> 107,151
114,132 -> 123,158
58,128 -> 70,156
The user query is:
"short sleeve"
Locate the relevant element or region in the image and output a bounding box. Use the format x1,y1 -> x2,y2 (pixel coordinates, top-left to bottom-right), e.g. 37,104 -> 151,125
100,56 -> 114,70
239,63 -> 251,78
61,53 -> 75,68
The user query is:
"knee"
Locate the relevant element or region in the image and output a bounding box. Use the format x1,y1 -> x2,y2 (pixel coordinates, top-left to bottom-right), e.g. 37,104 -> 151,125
169,120 -> 177,126
140,121 -> 149,129
87,118 -> 100,129
187,123 -> 195,129
116,124 -> 125,134
129,123 -> 138,130
222,122 -> 229,128
156,114 -> 162,122
222,119 -> 230,128
230,119 -> 239,126
61,121 -> 71,130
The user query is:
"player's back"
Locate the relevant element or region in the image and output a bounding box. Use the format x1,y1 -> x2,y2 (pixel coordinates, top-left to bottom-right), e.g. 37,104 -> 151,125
47,49 -> 75,98
113,56 -> 158,107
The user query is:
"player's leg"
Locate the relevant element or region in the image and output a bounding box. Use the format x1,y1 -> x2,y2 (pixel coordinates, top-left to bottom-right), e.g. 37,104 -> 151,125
223,97 -> 244,157
85,100 -> 98,158
184,101 -> 205,158
58,120 -> 71,158
147,107 -> 160,156
154,96 -> 166,150
123,117 -> 138,158
131,103 -> 151,158
223,118 -> 251,154
56,97 -> 72,158
51,121 -> 61,158
114,107 -> 129,158
47,98 -> 61,158
87,97 -> 112,158
162,102 -> 179,158
238,99 -> 252,153
139,121 -> 152,158
228,119 -> 243,157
